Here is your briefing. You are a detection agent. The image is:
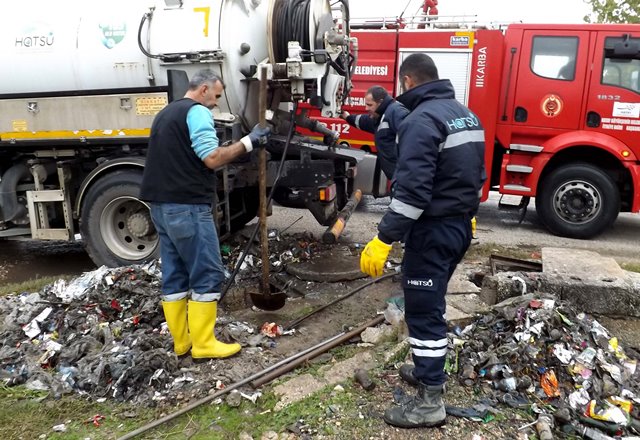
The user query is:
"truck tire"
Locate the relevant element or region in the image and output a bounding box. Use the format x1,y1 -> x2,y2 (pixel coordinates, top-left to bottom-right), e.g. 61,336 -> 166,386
80,170 -> 159,267
535,163 -> 619,239
228,187 -> 260,232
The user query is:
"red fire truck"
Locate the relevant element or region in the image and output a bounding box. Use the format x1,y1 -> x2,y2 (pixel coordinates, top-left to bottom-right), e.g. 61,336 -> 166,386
301,16 -> 640,239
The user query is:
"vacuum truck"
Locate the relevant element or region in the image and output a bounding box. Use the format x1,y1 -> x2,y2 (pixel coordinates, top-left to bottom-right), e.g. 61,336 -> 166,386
0,0 -> 386,267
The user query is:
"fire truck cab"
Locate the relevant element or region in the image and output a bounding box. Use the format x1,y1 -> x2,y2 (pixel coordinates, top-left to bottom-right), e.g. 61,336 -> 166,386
303,20 -> 640,239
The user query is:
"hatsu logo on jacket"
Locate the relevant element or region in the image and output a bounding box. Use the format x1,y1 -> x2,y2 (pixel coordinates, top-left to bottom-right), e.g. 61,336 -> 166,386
407,279 -> 434,287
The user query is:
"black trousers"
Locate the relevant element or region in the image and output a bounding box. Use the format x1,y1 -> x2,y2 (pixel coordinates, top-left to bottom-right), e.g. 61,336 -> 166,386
402,215 -> 472,386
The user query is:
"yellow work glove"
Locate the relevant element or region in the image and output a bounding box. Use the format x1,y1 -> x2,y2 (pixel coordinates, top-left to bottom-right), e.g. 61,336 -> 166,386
360,236 -> 392,278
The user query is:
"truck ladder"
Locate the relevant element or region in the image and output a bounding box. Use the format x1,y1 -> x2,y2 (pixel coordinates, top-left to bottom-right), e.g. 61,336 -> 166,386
26,164 -> 74,240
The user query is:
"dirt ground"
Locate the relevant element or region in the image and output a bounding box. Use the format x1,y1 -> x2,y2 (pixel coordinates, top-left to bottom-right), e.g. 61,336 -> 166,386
3,224 -> 640,439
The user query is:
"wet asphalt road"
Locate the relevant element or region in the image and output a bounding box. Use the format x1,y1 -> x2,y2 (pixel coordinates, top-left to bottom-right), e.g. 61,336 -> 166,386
0,239 -> 96,285
1,192 -> 639,285
269,192 -> 640,261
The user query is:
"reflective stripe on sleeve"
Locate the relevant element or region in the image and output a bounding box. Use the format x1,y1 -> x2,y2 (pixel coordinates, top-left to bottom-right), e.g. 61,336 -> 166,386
389,198 -> 423,220
355,115 -> 362,130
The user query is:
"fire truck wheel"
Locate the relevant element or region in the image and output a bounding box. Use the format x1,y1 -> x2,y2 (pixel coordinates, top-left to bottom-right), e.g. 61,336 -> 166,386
535,163 -> 619,239
80,170 -> 159,267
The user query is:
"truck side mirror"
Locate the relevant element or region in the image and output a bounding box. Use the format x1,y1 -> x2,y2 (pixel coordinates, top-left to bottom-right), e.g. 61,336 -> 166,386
612,34 -> 640,59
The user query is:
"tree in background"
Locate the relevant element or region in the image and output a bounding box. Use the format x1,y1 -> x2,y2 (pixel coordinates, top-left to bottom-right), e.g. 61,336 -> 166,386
584,0 -> 640,23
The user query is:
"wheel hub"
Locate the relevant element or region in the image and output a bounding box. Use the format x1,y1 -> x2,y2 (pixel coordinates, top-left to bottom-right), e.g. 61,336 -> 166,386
554,181 -> 600,224
127,212 -> 152,238
100,197 -> 157,261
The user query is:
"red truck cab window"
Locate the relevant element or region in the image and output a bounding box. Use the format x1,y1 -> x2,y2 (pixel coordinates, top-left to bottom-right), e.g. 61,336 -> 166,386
602,36 -> 640,93
530,36 -> 579,81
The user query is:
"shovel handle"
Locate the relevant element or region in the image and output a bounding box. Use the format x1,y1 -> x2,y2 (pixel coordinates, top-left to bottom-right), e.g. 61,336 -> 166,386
258,65 -> 270,294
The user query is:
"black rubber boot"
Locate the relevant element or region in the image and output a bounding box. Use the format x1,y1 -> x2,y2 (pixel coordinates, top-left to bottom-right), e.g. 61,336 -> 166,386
399,363 -> 419,386
383,383 -> 446,429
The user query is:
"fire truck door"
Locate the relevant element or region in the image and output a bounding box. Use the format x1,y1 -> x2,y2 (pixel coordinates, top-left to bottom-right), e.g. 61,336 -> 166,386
511,31 -> 590,130
584,33 -> 640,146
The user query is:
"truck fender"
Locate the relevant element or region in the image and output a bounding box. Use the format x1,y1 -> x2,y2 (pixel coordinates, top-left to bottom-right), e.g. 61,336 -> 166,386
540,130 -> 638,161
527,130 -> 639,194
74,157 -> 146,217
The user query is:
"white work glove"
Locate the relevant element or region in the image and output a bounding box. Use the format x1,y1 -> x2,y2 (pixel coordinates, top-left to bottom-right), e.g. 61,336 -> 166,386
241,124 -> 271,152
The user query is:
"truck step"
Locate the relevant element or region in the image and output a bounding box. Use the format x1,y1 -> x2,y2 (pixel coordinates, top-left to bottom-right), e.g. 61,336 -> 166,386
505,165 -> 533,174
502,184 -> 531,192
25,166 -> 74,241
498,195 -> 530,224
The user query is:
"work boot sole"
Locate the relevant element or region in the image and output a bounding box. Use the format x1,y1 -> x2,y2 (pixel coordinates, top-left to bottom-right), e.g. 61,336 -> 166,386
399,364 -> 420,386
383,412 -> 446,429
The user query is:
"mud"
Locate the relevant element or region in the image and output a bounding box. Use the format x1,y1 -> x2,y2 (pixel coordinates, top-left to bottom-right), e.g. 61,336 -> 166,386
0,239 -> 96,284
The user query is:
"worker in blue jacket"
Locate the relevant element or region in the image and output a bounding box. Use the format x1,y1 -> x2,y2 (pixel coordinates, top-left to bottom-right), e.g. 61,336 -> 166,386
341,86 -> 408,180
360,54 -> 486,429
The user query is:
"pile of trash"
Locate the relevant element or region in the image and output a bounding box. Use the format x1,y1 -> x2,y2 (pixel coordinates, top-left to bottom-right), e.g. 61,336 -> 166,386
448,293 -> 640,438
222,228 -> 329,279
0,231 -> 330,405
0,262 -> 191,404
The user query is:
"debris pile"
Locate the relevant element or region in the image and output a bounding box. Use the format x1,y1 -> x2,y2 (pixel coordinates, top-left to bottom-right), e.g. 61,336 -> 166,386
448,293 -> 640,438
0,231 -> 331,406
223,229 -> 330,279
0,262 -> 193,404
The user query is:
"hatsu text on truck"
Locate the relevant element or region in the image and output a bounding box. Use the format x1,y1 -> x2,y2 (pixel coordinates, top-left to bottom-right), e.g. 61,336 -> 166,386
301,20 -> 640,239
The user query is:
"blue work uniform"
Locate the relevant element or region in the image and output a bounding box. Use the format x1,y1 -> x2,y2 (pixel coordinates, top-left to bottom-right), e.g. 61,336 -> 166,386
346,95 -> 409,180
378,80 -> 486,386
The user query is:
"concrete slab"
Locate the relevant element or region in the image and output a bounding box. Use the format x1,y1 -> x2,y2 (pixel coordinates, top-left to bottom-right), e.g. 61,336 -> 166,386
542,247 -> 627,280
447,294 -> 490,316
445,304 -> 473,327
447,266 -> 481,295
480,248 -> 640,317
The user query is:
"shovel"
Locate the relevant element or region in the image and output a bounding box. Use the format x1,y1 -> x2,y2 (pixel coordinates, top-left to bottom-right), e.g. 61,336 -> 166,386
248,65 -> 287,311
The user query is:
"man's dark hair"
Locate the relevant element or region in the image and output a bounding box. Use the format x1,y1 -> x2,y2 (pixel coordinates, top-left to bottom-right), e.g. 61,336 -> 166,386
366,85 -> 388,103
399,53 -> 439,85
189,69 -> 224,90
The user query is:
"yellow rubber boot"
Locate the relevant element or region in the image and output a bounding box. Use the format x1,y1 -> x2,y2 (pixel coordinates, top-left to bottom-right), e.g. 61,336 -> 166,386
161,298 -> 191,356
188,300 -> 241,359
471,216 -> 478,240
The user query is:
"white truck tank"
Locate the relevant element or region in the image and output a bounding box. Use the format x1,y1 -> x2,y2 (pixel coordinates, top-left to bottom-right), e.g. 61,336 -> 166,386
0,0 -> 346,142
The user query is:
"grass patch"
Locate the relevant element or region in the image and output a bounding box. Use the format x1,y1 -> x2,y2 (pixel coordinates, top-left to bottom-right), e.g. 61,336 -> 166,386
0,275 -> 72,297
621,262 -> 640,273
0,386 -> 157,440
135,381 -> 379,439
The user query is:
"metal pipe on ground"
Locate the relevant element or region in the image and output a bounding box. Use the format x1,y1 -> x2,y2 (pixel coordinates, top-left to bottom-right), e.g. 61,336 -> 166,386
284,273 -> 395,331
322,189 -> 362,244
250,314 -> 385,388
117,331 -> 346,440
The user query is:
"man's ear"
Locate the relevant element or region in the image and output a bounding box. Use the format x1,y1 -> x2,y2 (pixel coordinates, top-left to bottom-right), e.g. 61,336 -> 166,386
404,75 -> 416,91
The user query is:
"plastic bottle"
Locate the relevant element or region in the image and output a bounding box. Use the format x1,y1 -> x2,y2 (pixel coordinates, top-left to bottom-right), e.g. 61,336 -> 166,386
576,424 -> 616,440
